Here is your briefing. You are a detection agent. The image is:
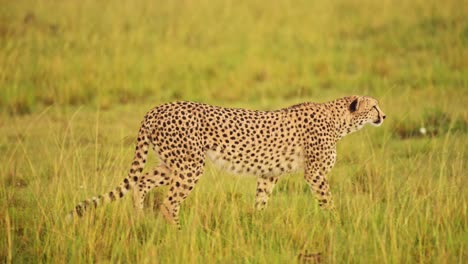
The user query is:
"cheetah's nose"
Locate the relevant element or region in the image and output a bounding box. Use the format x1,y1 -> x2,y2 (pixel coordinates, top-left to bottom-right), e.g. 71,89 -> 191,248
382,115 -> 386,120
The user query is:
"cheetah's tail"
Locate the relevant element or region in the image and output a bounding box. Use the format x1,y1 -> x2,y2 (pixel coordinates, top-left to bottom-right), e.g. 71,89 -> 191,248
65,125 -> 150,223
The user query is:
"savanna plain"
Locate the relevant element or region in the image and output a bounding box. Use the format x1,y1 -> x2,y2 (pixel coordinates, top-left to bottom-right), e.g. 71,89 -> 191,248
0,0 -> 467,263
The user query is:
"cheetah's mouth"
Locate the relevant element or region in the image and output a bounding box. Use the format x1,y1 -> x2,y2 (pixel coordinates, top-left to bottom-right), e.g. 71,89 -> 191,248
372,116 -> 384,126
372,107 -> 383,126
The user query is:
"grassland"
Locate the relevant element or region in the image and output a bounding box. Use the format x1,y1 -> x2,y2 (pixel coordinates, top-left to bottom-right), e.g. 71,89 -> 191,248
0,0 -> 467,263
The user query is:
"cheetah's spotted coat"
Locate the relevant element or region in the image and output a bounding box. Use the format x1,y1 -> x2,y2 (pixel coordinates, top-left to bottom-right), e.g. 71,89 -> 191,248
67,95 -> 386,226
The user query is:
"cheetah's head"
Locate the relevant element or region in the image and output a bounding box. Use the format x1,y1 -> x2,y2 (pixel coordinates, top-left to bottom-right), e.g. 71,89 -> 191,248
346,95 -> 386,132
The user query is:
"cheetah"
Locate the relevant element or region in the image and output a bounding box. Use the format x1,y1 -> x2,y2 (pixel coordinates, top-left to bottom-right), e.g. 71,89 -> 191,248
66,95 -> 386,226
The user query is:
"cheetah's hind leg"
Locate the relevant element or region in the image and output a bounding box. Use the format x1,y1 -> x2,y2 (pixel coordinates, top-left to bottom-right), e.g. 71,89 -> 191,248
133,165 -> 172,211
160,158 -> 205,228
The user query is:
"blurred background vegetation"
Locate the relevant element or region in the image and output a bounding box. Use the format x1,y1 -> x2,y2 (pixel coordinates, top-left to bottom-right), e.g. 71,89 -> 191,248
1,0 -> 466,115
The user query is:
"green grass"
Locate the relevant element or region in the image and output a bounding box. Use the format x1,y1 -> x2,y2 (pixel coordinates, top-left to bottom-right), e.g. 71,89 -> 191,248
0,0 -> 467,263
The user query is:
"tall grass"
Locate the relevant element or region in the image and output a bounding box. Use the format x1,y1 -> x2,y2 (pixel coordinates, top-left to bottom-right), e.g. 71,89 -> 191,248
0,0 -> 467,263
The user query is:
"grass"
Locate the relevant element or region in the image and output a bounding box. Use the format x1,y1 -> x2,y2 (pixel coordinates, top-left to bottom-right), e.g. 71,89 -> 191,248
0,0 -> 467,263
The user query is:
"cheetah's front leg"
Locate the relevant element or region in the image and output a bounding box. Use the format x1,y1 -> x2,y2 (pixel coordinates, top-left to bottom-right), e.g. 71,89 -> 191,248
255,176 -> 279,210
304,147 -> 337,213
304,169 -> 335,210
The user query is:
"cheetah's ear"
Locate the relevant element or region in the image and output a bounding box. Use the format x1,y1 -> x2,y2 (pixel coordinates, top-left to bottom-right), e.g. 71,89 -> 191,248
349,97 -> 360,113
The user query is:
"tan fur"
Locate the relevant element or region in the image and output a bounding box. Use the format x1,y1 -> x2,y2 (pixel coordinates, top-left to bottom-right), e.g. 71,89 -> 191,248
67,95 -> 386,227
